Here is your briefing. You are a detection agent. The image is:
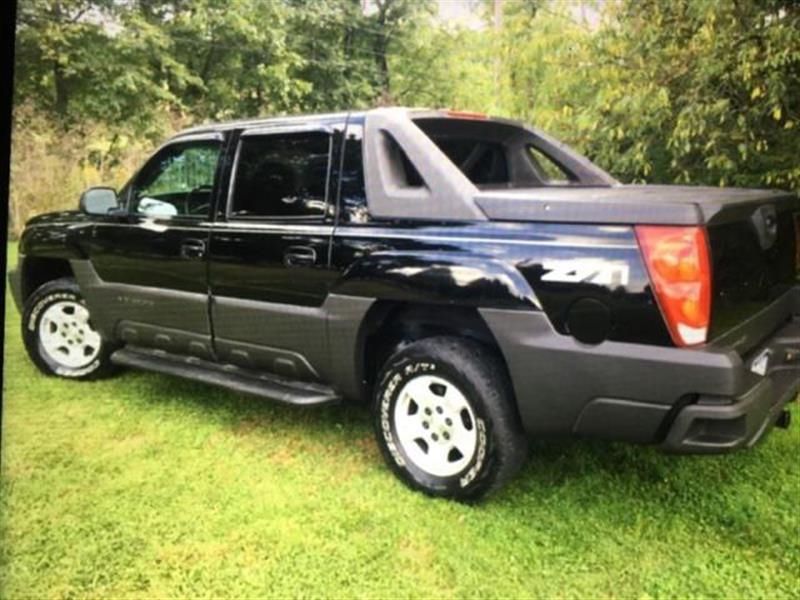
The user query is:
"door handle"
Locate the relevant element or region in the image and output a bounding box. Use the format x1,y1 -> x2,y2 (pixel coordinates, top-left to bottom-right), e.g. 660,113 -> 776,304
181,238 -> 206,259
283,245 -> 317,268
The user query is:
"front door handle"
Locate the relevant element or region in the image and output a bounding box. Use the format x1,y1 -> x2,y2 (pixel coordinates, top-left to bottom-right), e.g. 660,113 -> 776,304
181,238 -> 206,259
283,245 -> 317,268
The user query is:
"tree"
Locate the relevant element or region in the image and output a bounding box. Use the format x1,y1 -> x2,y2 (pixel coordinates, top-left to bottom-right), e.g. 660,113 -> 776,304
560,0 -> 800,188
367,0 -> 434,103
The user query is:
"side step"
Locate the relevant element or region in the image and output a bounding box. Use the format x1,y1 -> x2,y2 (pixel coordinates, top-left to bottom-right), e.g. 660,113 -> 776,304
111,346 -> 341,406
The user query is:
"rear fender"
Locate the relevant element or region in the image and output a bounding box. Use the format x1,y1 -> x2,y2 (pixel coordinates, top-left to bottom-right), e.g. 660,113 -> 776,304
331,251 -> 541,311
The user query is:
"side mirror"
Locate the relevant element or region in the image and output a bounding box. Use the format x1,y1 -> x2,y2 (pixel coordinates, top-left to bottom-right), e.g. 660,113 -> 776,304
79,187 -> 119,215
137,197 -> 178,217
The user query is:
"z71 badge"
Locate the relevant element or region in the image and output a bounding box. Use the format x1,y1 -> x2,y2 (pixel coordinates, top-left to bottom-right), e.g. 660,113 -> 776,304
541,259 -> 630,287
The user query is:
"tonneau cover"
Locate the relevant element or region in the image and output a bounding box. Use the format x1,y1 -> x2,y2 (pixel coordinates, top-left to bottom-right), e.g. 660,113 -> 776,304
476,185 -> 798,226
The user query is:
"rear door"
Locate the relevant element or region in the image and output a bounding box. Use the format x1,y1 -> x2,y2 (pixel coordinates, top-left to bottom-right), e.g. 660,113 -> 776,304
208,124 -> 341,380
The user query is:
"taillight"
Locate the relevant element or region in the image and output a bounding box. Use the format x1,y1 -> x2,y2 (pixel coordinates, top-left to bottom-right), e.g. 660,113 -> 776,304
444,109 -> 488,120
635,225 -> 712,347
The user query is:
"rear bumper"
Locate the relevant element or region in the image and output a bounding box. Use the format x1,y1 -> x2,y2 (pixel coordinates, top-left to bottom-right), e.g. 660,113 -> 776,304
661,318 -> 800,453
480,291 -> 800,452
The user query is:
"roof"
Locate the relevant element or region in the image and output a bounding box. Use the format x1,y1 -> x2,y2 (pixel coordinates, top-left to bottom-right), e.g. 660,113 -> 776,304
169,107 -> 521,139
172,110 -> 361,138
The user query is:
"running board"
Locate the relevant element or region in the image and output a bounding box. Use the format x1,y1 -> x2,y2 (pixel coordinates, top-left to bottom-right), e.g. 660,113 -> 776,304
111,346 -> 341,406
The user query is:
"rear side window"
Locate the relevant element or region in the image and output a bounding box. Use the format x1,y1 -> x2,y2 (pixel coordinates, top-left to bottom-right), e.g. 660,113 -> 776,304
230,131 -> 331,219
338,127 -> 369,222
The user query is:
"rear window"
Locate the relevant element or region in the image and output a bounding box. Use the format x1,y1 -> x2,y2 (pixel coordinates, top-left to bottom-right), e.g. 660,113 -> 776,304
388,134 -> 510,188
413,117 -> 580,189
230,131 -> 331,219
435,139 -> 508,185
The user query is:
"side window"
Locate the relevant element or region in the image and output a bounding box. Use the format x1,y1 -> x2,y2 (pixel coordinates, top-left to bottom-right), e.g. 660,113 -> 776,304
230,131 -> 331,219
526,145 -> 575,185
132,141 -> 221,218
338,126 -> 369,223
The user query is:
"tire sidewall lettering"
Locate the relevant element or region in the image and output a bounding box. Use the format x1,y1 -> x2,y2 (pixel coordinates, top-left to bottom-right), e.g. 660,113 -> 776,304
378,358 -> 489,491
459,418 -> 487,488
27,290 -> 102,378
51,356 -> 102,378
28,292 -> 79,332
380,371 -> 406,467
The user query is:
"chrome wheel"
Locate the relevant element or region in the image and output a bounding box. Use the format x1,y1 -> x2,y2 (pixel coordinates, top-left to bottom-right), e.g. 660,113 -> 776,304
393,374 -> 478,477
38,300 -> 102,369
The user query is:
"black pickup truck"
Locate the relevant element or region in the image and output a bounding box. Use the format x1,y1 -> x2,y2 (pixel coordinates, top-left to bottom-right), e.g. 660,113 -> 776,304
9,107 -> 800,500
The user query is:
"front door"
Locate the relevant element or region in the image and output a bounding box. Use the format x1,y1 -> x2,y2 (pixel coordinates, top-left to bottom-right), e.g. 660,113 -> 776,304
208,125 -> 341,380
83,134 -> 225,359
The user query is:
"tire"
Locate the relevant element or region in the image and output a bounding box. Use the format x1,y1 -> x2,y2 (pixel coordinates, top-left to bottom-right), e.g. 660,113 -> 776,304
373,336 -> 528,501
22,277 -> 117,380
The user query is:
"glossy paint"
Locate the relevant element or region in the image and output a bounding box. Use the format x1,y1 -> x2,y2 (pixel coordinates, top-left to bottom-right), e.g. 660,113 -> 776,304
25,111 -> 800,387
87,216 -> 211,294
331,119 -> 671,346
14,109 -> 800,447
328,220 -> 670,345
19,211 -> 92,260
17,113 -> 675,362
707,206 -> 797,339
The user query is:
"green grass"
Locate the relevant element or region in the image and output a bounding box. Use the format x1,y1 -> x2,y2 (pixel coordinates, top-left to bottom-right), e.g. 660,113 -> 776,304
1,243 -> 799,599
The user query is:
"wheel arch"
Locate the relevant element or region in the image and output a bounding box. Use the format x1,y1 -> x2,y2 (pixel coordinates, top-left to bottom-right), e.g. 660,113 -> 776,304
19,256 -> 75,306
355,301 -> 522,418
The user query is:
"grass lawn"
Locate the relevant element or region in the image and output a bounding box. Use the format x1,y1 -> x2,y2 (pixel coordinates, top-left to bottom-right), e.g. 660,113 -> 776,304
1,242 -> 799,598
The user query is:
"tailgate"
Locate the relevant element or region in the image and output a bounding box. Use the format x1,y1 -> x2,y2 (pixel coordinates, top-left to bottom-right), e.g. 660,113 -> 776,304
707,192 -> 800,344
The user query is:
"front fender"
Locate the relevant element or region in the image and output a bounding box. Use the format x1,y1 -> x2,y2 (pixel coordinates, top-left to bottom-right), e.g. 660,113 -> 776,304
19,213 -> 92,260
331,251 -> 541,310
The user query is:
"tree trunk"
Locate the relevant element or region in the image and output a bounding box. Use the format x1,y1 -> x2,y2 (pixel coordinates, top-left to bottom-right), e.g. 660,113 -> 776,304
373,0 -> 391,102
53,61 -> 68,117
50,1 -> 69,118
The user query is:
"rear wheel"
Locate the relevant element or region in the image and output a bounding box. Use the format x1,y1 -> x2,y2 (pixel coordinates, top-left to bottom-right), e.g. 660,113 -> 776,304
22,278 -> 116,379
373,336 -> 528,501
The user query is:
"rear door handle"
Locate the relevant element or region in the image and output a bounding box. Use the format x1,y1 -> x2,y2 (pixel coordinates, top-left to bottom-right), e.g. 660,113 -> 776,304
283,246 -> 317,268
181,238 -> 206,259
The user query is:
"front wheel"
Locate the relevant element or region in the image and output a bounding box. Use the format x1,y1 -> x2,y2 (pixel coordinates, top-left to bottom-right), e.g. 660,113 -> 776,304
373,336 -> 528,501
22,277 -> 117,379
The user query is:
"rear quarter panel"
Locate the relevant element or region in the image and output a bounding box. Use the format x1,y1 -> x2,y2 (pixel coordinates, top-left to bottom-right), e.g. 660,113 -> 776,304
330,220 -> 670,346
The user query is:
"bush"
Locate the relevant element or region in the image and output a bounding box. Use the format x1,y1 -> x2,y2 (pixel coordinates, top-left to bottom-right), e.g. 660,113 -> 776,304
8,105 -> 177,239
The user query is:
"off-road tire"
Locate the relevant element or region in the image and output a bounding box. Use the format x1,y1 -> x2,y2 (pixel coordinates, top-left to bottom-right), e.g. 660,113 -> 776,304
22,277 -> 117,380
373,336 -> 528,501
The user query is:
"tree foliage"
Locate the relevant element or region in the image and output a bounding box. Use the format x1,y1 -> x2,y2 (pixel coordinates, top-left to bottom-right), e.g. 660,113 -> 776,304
579,0 -> 800,189
10,0 -> 800,237
14,0 -> 436,128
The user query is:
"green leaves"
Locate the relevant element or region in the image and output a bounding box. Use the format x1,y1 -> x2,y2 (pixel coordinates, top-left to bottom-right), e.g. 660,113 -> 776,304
15,0 -> 443,126
478,0 -> 800,191
575,0 -> 800,190
12,0 -> 800,192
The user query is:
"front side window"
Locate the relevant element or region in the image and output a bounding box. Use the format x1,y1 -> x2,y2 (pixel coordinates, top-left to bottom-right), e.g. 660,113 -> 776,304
132,141 -> 221,218
230,131 -> 331,219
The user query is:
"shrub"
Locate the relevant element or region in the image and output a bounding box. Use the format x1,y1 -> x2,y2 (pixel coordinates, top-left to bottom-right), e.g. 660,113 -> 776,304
8,105 -> 178,239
